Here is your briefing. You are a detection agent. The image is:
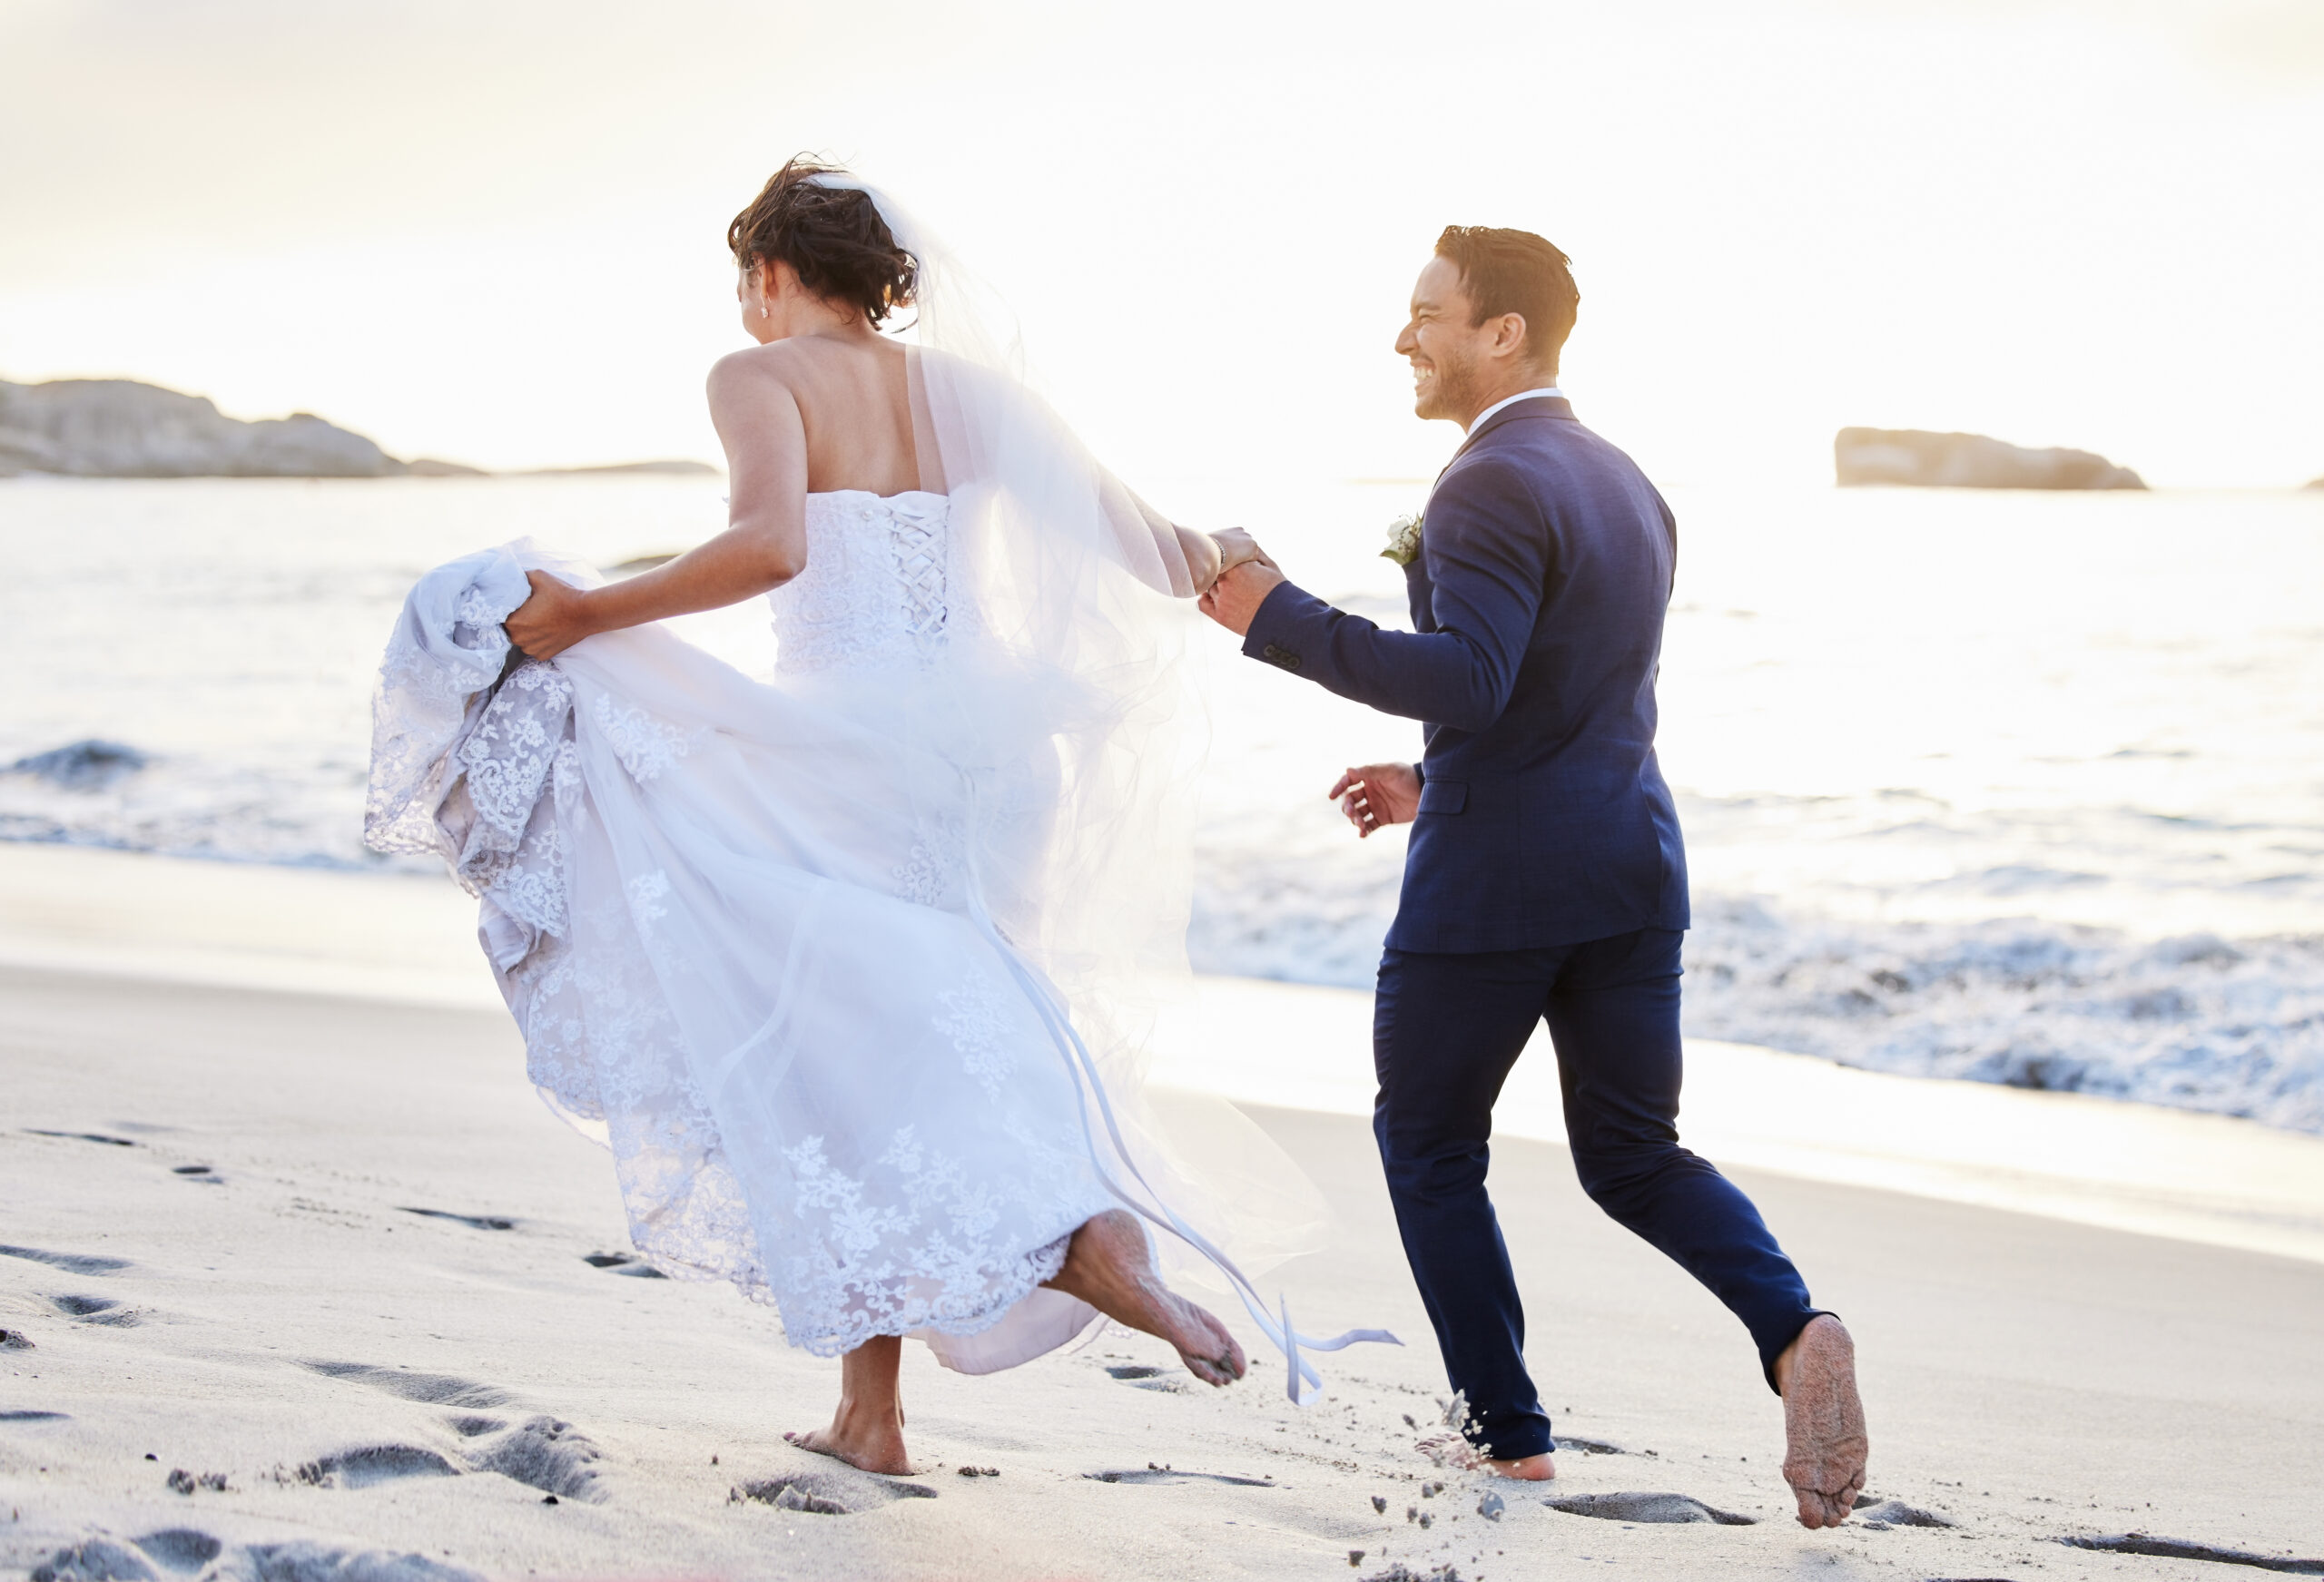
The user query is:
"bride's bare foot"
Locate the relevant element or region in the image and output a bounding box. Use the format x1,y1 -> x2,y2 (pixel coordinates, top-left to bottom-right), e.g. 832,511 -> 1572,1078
785,1334 -> 914,1476
1046,1210 -> 1247,1387
1774,1315 -> 1868,1528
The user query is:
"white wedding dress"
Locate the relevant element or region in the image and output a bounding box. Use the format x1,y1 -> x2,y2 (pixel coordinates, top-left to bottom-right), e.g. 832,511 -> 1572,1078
366,174 -> 1392,1396
367,486 -> 1363,1380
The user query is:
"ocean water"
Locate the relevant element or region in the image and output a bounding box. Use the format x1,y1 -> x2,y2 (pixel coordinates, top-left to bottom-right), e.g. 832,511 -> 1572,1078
3,474 -> 2320,1132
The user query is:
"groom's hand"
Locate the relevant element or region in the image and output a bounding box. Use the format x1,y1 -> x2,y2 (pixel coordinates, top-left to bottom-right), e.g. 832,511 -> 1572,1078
1328,762 -> 1420,837
1199,558 -> 1285,635
1209,526 -> 1269,576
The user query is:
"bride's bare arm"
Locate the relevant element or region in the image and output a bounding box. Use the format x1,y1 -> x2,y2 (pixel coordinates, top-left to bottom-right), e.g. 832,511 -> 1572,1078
505,353 -> 809,661
1100,476 -> 1266,599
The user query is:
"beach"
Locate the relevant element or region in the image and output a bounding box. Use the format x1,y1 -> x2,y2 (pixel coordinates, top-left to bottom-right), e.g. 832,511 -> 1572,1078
10,2 -> 2324,1574
5,846 -> 2322,1580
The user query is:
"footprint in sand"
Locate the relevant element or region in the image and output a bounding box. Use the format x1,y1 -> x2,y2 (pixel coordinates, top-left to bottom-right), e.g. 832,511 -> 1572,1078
732,1469 -> 940,1514
303,1361 -> 606,1500
297,1445 -> 462,1489
1,1329 -> 37,1351
581,1252 -> 667,1279
130,1531 -> 221,1574
33,1537 -> 479,1582
470,1415 -> 606,1502
1544,1491 -> 1757,1526
235,1544 -> 481,1582
1084,1467 -> 1275,1488
1,1409 -> 69,1421
2059,1533 -> 2324,1572
51,1294 -> 139,1327
29,1537 -> 157,1582
303,1361 -> 514,1410
171,1165 -> 222,1185
397,1208 -> 517,1232
1555,1435 -> 1628,1456
25,1129 -> 137,1148
1850,1498 -> 1958,1529
0,1243 -> 131,1276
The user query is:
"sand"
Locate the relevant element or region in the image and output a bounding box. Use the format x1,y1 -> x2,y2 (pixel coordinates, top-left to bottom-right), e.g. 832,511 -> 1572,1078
5,847 -> 2324,1579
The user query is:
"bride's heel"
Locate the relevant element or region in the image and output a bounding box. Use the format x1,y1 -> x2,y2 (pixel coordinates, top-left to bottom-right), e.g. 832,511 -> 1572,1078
1044,1210 -> 1248,1387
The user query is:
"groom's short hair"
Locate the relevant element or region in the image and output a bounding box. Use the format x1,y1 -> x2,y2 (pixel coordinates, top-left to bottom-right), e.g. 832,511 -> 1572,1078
1435,227 -> 1579,374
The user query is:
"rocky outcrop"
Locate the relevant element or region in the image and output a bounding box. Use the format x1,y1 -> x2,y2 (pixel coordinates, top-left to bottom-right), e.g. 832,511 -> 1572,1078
1835,427 -> 2146,490
0,378 -> 478,478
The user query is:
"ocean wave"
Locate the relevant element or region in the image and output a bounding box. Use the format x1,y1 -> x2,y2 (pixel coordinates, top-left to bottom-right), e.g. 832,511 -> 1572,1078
0,739 -> 418,872
7,734 -> 2321,1135
1684,898 -> 2324,1135
1188,859 -> 2324,1135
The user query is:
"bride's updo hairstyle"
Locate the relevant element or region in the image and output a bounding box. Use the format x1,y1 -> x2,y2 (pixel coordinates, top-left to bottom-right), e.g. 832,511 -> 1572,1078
728,158 -> 919,328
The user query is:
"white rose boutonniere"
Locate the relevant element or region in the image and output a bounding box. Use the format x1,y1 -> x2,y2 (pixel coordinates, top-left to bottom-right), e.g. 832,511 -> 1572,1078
1382,512 -> 1423,568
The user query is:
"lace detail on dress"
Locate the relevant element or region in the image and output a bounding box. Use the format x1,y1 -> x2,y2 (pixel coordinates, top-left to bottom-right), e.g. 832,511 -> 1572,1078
592,693 -> 694,781
936,966 -> 1019,1099
778,1125 -> 1086,1351
892,816 -> 966,909
768,492 -> 955,674
450,663 -> 570,875
365,545 -> 531,860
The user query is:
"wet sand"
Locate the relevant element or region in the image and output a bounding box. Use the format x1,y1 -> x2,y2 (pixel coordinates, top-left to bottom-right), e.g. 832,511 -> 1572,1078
4,968 -> 2322,1577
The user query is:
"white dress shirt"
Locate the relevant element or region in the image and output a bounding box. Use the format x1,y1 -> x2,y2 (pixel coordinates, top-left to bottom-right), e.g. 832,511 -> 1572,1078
1467,386 -> 1565,435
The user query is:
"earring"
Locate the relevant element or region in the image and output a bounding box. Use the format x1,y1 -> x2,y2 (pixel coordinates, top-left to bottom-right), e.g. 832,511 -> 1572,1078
759,304 -> 770,319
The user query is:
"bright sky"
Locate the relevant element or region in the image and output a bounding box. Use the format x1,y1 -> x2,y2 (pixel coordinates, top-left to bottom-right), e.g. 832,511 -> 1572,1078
3,0 -> 2320,486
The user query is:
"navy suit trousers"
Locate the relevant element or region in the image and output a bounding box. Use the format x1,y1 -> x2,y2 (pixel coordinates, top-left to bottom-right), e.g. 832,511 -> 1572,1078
1373,929 -> 1824,1461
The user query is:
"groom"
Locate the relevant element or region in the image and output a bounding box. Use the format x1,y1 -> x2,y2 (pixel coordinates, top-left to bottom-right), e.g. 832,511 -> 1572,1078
1200,227 -> 1868,1528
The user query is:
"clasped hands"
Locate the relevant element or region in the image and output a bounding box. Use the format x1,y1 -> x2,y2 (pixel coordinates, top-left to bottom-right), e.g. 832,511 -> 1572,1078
1197,527 -> 1284,635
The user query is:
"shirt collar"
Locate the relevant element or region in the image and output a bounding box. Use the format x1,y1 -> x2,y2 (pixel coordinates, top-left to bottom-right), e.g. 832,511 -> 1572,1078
1466,386 -> 1564,436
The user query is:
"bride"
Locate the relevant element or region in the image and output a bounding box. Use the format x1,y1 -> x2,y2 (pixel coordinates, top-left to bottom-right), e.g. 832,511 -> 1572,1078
364,159 -> 1384,1476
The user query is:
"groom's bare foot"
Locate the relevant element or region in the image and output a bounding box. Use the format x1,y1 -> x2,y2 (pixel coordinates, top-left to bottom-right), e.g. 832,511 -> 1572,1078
1774,1315 -> 1868,1528
1418,1435 -> 1555,1480
784,1409 -> 911,1477
1046,1210 -> 1247,1387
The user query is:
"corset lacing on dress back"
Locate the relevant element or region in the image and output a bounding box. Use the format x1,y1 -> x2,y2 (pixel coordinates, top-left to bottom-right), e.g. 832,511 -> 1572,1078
769,490 -> 955,674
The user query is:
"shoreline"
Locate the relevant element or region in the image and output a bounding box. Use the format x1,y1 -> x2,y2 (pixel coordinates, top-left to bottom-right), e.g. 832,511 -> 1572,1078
5,840 -> 2322,1271
5,960 -> 2320,1579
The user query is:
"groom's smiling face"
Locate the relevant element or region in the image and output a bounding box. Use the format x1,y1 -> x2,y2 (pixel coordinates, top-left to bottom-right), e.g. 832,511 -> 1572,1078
1396,255 -> 1494,423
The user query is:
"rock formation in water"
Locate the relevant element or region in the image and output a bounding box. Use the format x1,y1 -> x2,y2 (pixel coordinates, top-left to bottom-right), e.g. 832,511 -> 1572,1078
1834,427 -> 2146,490
0,377 -> 489,478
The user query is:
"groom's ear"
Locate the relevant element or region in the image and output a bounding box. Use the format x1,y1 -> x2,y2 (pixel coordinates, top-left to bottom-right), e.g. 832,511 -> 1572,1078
1487,311 -> 1532,364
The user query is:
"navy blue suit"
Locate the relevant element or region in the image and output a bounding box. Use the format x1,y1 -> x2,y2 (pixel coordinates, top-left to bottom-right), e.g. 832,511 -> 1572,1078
1244,397 -> 1821,1460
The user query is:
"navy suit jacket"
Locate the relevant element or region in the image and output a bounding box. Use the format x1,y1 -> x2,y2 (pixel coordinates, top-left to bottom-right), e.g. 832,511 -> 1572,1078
1243,396 -> 1689,954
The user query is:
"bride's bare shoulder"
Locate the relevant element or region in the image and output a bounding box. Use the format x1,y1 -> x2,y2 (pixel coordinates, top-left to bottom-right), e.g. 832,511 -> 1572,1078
708,340 -> 803,397
709,338 -> 898,402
